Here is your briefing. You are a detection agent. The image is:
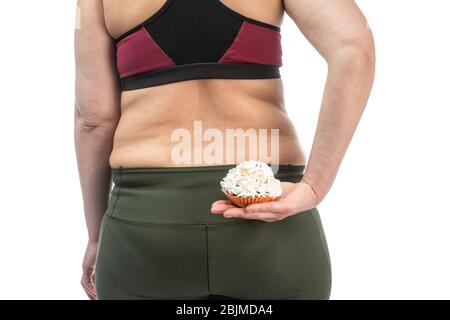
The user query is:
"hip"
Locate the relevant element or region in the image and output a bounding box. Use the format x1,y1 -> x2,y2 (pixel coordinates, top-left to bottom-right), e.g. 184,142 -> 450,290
96,165 -> 332,299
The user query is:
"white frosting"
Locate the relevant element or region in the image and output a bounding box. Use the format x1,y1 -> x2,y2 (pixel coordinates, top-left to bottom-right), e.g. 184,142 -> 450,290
220,160 -> 282,197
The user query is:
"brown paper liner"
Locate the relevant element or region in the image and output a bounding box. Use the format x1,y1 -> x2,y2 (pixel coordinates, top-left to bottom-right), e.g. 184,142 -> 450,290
222,189 -> 277,208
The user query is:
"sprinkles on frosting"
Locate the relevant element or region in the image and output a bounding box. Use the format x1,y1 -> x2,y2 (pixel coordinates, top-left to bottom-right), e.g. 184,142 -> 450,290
220,160 -> 282,198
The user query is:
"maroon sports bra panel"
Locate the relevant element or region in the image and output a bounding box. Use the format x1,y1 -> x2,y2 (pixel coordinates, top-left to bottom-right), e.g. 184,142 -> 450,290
116,28 -> 175,78
219,22 -> 282,66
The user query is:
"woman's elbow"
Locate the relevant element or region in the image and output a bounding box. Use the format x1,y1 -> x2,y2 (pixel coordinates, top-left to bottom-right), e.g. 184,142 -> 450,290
326,30 -> 376,72
74,102 -> 119,133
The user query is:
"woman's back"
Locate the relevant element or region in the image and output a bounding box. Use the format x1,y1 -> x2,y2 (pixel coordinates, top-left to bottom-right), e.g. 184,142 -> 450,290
102,0 -> 305,168
76,0 -> 375,300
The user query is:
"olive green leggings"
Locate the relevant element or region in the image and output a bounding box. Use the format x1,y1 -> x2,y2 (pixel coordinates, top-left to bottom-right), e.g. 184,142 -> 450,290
95,165 -> 332,300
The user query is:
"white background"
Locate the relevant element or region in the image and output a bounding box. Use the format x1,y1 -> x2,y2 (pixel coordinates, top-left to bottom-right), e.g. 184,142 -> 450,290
0,0 -> 449,300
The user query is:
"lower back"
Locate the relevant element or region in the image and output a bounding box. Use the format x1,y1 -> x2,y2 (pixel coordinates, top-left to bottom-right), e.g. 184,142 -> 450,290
109,78 -> 306,168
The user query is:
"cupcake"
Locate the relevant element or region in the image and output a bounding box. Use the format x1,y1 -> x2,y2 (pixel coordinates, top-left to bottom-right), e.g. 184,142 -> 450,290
220,160 -> 282,207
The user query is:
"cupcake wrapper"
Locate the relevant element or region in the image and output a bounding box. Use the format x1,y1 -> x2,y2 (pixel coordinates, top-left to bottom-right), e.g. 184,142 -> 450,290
222,189 -> 277,208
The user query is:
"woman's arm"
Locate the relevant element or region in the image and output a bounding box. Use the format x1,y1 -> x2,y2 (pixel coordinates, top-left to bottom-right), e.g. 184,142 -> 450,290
212,0 -> 375,221
285,0 -> 375,202
74,0 -> 120,299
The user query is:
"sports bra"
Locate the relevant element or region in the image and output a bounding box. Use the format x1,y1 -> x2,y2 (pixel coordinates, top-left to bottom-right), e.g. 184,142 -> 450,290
115,0 -> 283,91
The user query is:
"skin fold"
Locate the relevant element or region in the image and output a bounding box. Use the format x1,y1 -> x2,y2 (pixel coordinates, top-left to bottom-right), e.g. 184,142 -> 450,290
75,0 -> 375,299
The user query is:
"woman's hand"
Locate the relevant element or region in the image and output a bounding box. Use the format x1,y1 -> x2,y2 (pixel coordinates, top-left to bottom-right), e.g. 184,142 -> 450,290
211,181 -> 319,223
81,241 -> 98,300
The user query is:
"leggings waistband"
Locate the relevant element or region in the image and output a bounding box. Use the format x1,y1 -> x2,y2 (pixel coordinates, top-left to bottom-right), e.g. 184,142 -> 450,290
107,164 -> 306,225
111,164 -> 305,185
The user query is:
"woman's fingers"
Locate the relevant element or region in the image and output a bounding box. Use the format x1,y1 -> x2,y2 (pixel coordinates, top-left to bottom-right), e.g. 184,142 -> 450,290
223,207 -> 285,222
81,242 -> 98,300
211,200 -> 232,206
81,273 -> 96,300
211,200 -> 299,222
222,207 -> 245,218
245,198 -> 295,214
211,200 -> 235,213
212,198 -> 295,221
